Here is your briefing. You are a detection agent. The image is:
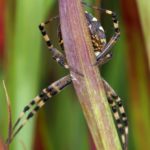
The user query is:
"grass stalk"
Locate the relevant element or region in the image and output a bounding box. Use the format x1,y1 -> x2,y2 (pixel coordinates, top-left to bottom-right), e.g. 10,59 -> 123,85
59,0 -> 122,149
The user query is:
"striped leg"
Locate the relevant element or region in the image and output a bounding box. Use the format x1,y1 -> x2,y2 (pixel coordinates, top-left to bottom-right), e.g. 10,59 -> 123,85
57,25 -> 65,51
7,75 -> 72,144
82,2 -> 120,65
102,79 -> 128,149
39,17 -> 69,69
96,52 -> 112,66
96,9 -> 120,63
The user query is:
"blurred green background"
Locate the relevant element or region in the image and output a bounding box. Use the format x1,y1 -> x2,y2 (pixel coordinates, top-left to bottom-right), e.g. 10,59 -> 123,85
0,0 -> 150,150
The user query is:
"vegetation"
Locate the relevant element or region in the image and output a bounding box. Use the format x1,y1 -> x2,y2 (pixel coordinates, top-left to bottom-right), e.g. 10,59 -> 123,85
0,0 -> 149,149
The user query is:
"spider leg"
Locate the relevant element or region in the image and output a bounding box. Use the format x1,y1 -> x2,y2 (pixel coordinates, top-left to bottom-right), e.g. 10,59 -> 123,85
7,75 -> 72,144
102,79 -> 128,149
94,9 -> 120,64
57,24 -> 65,51
96,52 -> 112,66
39,16 -> 69,69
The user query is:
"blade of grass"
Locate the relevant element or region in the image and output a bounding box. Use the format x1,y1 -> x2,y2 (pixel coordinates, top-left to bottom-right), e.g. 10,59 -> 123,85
136,0 -> 150,68
5,0 -> 56,149
3,80 -> 12,149
121,0 -> 150,149
59,0 -> 122,149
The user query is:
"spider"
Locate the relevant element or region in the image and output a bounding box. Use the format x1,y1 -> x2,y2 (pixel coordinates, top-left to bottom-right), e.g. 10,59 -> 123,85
6,2 -> 128,149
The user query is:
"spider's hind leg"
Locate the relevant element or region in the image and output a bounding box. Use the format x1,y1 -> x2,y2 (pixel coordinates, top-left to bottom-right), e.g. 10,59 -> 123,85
7,75 -> 72,144
102,79 -> 128,149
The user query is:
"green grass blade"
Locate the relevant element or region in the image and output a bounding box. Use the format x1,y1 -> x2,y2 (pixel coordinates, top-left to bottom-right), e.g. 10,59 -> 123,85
5,0 -> 56,149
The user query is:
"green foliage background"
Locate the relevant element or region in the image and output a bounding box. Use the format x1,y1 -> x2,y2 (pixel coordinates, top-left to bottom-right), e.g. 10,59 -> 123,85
0,0 -> 149,150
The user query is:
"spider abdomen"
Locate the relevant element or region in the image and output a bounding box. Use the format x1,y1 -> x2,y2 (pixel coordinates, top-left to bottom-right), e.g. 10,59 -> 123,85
85,11 -> 106,53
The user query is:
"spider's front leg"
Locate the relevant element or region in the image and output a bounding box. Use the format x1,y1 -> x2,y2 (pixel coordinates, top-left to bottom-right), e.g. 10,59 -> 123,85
39,16 -> 69,69
7,75 -> 72,144
96,9 -> 120,64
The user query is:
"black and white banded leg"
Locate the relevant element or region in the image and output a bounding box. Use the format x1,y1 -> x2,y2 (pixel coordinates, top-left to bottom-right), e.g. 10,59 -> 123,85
103,79 -> 128,149
96,9 -> 120,63
39,16 -> 69,69
6,75 -> 72,144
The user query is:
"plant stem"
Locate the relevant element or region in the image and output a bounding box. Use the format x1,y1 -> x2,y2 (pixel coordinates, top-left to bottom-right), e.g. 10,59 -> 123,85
59,0 -> 122,149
